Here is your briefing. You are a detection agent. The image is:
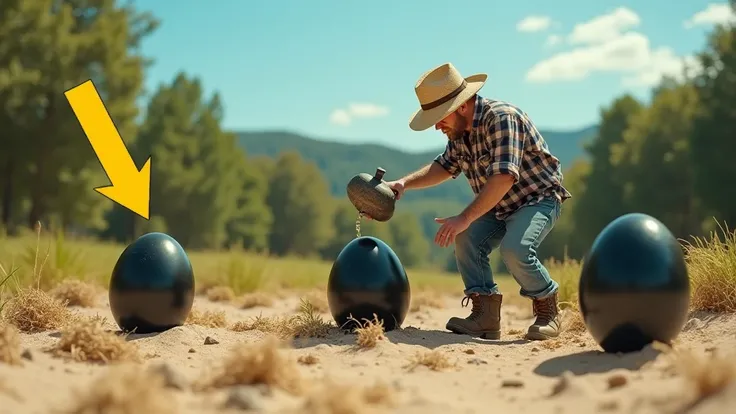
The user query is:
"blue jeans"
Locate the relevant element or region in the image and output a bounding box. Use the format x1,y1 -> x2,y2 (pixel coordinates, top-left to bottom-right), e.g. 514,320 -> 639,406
454,196 -> 561,299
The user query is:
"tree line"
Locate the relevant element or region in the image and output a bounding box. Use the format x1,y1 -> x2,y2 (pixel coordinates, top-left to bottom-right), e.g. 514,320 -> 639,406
1,1 -> 734,270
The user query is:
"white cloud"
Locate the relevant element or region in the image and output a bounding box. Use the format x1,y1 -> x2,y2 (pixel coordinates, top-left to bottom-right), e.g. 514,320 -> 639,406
329,103 -> 389,126
545,34 -> 562,47
526,32 -> 699,87
525,7 -> 701,87
684,3 -> 736,28
568,7 -> 640,45
517,15 -> 553,33
622,50 -> 700,87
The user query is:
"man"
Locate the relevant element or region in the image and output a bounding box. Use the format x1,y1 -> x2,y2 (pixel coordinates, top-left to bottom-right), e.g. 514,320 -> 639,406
386,62 -> 571,341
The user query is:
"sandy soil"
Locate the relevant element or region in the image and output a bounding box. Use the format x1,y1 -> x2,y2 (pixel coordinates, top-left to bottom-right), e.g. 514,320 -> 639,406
1,291 -> 735,414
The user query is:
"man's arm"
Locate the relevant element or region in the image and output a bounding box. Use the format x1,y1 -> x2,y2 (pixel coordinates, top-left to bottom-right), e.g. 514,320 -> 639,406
460,113 -> 525,223
397,142 -> 461,190
459,174 -> 515,222
400,161 -> 454,190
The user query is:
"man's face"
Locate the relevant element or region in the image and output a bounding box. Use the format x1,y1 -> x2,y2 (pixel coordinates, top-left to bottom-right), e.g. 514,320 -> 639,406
435,110 -> 467,141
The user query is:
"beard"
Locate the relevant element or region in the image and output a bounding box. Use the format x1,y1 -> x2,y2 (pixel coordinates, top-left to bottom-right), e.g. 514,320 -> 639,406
442,114 -> 468,141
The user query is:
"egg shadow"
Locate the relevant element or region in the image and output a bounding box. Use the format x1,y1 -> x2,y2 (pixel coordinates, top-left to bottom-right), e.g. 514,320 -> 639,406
533,344 -> 663,377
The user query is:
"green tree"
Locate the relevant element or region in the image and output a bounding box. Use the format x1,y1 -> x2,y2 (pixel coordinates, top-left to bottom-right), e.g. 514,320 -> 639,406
388,212 -> 430,268
225,153 -> 273,252
266,151 -> 335,257
574,95 -> 644,246
134,73 -> 242,249
689,12 -> 736,225
0,0 -> 158,231
319,200 -> 362,260
612,79 -> 703,238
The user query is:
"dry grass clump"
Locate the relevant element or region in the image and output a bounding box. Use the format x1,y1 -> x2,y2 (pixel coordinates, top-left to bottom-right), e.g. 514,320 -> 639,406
684,224 -> 736,313
230,299 -> 333,339
1,287 -> 73,333
186,308 -> 228,328
405,349 -> 456,372
545,256 -> 583,307
296,290 -> 329,313
409,290 -> 445,312
230,314 -> 292,337
49,280 -> 99,308
63,364 -> 177,414
196,335 -> 305,395
0,322 -> 22,366
291,299 -> 333,338
49,317 -> 139,363
298,379 -> 396,414
672,348 -> 736,408
206,285 -> 235,302
347,314 -> 385,349
240,291 -> 274,309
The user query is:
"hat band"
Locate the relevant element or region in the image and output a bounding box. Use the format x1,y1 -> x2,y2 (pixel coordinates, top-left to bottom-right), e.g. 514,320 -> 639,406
420,80 -> 468,111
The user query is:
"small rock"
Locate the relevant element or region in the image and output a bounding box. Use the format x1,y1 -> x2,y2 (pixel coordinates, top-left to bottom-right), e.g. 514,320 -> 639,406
467,358 -> 487,365
607,374 -> 627,389
188,348 -> 196,353
224,386 -> 262,410
204,336 -> 219,345
464,349 -> 475,355
21,349 -> 33,361
531,347 -> 539,352
501,379 -> 524,388
148,363 -> 188,390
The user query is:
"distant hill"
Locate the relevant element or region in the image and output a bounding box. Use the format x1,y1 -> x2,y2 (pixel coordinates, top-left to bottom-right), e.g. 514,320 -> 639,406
234,125 -> 597,205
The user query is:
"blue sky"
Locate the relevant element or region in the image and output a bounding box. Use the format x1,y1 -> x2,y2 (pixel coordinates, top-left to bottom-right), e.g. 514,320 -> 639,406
130,1 -> 734,152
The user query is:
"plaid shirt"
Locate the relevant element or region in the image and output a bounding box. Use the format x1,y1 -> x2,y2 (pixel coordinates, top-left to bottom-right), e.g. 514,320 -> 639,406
434,95 -> 571,220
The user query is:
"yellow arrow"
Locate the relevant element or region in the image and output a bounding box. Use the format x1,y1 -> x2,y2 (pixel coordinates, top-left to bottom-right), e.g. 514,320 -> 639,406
64,80 -> 151,220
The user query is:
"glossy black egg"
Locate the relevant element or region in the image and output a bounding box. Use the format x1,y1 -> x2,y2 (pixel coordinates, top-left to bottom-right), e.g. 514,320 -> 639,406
109,232 -> 195,334
579,213 -> 690,353
327,236 -> 411,331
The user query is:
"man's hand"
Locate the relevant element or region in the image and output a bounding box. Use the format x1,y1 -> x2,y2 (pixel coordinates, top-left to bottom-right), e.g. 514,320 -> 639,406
434,214 -> 470,247
385,179 -> 406,200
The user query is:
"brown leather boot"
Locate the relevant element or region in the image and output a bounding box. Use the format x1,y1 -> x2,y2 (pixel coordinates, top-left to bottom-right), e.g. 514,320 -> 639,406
526,292 -> 562,340
445,293 -> 502,339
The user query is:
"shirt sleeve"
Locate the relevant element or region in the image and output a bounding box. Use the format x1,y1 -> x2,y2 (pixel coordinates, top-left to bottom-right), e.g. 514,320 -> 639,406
433,142 -> 462,179
484,113 -> 524,182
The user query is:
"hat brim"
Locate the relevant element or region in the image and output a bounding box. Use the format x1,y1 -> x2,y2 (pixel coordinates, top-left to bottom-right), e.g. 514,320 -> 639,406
408,73 -> 488,132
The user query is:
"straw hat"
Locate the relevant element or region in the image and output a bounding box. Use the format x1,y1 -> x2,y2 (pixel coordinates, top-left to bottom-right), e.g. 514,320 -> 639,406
409,63 -> 487,131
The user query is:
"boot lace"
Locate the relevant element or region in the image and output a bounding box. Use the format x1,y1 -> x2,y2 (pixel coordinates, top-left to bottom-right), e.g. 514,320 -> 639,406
532,296 -> 557,324
461,295 -> 483,321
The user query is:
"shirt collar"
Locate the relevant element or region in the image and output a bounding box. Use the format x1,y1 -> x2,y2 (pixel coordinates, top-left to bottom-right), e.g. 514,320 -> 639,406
472,94 -> 484,129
